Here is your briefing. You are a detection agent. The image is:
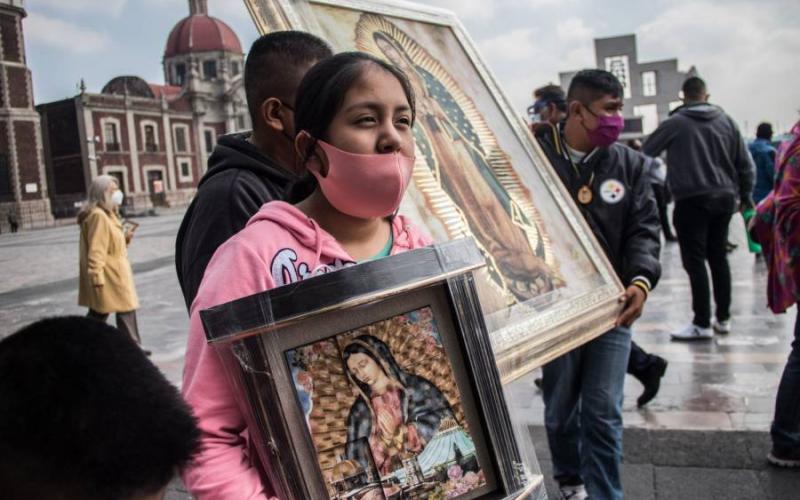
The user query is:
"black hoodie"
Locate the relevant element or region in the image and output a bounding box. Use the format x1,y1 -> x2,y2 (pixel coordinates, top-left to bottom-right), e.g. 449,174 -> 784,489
175,132 -> 296,310
642,103 -> 754,205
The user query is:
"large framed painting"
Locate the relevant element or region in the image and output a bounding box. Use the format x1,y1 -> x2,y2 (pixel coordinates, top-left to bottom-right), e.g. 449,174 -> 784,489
201,239 -> 544,499
243,0 -> 624,380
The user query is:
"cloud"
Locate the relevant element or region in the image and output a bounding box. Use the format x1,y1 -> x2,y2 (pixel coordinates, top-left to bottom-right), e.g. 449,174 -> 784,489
478,29 -> 537,63
35,0 -> 127,17
556,17 -> 593,44
419,0 -> 496,20
637,1 -> 800,132
25,15 -> 111,54
473,16 -> 594,110
209,1 -> 259,27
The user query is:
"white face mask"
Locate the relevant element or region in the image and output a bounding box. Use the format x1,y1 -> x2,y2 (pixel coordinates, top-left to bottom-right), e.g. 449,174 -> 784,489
110,189 -> 124,206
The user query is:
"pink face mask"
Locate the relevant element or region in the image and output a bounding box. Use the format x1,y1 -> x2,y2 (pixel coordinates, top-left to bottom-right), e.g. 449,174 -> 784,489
583,107 -> 625,147
310,140 -> 416,219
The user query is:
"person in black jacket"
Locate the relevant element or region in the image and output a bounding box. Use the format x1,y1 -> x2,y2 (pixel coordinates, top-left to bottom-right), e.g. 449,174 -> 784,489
643,77 -> 754,340
528,84 -> 568,137
175,32 -> 332,310
536,69 -> 662,500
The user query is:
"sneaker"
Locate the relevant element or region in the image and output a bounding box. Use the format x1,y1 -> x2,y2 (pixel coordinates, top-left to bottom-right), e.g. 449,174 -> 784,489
559,484 -> 588,500
670,324 -> 713,341
767,449 -> 800,468
636,356 -> 668,407
712,318 -> 731,334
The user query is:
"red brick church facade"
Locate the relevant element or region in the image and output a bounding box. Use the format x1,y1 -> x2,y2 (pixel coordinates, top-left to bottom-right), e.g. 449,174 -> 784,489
0,0 -> 52,228
32,0 -> 250,219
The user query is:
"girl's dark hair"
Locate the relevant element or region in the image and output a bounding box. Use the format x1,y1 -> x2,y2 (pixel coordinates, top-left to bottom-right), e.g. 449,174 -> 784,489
286,51 -> 417,203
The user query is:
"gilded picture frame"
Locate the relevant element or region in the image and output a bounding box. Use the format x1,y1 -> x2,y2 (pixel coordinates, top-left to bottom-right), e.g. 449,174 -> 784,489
242,0 -> 624,381
201,239 -> 544,499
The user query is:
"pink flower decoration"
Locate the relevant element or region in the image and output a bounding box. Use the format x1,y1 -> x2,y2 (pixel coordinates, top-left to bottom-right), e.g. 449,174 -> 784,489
296,371 -> 313,392
463,471 -> 480,487
447,464 -> 463,480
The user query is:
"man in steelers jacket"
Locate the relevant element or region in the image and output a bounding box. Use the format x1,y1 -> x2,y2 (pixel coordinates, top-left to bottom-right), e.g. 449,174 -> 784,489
534,69 -> 661,500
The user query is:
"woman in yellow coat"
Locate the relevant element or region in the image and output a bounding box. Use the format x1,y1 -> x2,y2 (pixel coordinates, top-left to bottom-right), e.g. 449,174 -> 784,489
78,174 -> 143,348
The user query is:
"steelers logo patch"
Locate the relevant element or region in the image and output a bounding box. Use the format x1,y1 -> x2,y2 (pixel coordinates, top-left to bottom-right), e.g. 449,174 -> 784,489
600,179 -> 626,204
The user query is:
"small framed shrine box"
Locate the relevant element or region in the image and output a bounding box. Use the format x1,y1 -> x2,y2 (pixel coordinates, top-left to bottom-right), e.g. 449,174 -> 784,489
201,238 -> 543,499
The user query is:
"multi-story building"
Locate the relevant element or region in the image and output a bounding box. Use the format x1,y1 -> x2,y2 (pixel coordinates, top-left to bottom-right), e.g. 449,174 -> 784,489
36,0 -> 249,216
0,0 -> 53,229
559,34 -> 697,139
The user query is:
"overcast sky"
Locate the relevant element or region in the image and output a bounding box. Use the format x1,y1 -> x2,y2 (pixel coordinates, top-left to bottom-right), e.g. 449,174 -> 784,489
24,0 -> 800,135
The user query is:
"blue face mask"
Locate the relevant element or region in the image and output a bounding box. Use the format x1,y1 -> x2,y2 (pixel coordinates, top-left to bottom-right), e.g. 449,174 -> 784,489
528,99 -> 547,122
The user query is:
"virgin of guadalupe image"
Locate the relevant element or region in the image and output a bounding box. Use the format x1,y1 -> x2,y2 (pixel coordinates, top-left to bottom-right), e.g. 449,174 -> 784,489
343,335 -> 460,477
355,15 -> 565,305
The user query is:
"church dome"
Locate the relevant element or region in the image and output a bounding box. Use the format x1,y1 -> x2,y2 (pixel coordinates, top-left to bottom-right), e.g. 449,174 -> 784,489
164,0 -> 242,58
102,76 -> 155,98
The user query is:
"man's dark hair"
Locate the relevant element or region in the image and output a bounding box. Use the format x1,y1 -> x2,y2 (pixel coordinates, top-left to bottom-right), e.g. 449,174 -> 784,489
534,84 -> 567,112
682,76 -> 707,101
626,138 -> 643,151
244,31 -> 333,125
0,317 -> 200,500
756,122 -> 773,140
566,69 -> 623,107
287,51 -> 417,203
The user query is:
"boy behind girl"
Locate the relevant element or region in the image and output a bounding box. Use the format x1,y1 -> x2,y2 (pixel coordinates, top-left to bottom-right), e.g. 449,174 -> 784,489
175,31 -> 332,310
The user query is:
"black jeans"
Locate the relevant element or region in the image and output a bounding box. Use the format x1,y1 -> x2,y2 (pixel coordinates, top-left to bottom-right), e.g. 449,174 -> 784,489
652,184 -> 675,239
673,195 -> 735,328
772,309 -> 800,454
628,341 -> 658,378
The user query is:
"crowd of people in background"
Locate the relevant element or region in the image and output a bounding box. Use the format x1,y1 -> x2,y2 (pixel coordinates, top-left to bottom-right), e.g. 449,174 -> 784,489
0,27 -> 798,500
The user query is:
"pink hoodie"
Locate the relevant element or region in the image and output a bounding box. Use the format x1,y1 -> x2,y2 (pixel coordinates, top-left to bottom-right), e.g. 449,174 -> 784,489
181,201 -> 431,499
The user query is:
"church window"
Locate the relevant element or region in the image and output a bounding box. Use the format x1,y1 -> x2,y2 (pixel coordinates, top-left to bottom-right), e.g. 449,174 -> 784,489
204,129 -> 214,153
203,60 -> 217,80
178,158 -> 192,181
103,121 -> 120,151
175,63 -> 186,86
173,125 -> 188,153
144,124 -> 158,152
0,154 -> 11,198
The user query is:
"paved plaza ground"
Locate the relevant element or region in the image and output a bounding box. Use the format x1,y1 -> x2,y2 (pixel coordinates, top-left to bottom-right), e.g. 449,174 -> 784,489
1,209 -> 798,499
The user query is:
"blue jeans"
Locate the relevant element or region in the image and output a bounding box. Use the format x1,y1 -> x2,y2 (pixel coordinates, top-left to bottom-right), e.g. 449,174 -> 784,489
772,309 -> 800,454
542,326 -> 631,500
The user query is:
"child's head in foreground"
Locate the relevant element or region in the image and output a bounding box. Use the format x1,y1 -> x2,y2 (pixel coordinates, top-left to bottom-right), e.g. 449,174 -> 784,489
0,316 -> 200,500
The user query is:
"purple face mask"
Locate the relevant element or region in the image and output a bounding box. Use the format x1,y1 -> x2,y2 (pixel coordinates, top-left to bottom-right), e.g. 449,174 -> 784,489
583,107 -> 624,147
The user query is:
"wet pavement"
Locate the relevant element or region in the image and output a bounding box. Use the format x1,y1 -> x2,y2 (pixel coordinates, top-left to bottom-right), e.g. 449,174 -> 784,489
0,210 -> 190,385
1,209 -> 797,499
506,213 -> 796,433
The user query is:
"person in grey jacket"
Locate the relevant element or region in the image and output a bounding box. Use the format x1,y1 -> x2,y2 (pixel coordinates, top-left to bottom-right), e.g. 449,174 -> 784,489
643,77 -> 754,341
